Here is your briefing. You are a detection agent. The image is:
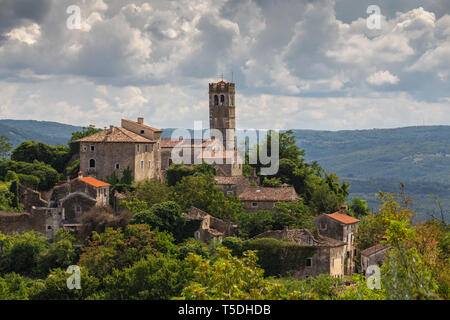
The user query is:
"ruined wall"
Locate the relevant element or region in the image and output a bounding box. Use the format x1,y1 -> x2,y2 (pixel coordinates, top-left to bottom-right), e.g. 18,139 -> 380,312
18,184 -> 48,212
61,193 -> 97,222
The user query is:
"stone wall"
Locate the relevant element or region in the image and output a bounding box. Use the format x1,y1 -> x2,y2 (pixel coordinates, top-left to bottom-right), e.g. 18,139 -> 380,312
18,184 -> 48,212
242,200 -> 277,213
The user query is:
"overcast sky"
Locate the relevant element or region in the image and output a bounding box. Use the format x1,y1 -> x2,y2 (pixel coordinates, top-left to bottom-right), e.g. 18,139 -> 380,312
0,0 -> 449,130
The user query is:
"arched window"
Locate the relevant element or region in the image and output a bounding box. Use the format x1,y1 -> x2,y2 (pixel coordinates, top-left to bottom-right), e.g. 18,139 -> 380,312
214,95 -> 218,106
220,95 -> 225,105
89,159 -> 96,168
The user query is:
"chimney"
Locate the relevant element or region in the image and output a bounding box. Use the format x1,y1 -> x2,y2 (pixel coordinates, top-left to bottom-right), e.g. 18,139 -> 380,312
339,204 -> 348,213
137,117 -> 144,124
78,171 -> 83,178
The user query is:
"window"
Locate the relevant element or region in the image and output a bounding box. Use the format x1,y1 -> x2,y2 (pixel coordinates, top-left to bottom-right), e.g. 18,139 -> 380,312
82,145 -> 87,152
89,159 -> 96,168
306,258 -> 312,267
76,205 -> 81,213
104,189 -> 107,196
320,222 -> 327,230
145,144 -> 148,152
214,95 -> 218,106
115,163 -> 120,170
251,202 -> 258,208
47,225 -> 52,230
140,160 -> 144,169
168,159 -> 172,166
220,95 -> 225,105
137,144 -> 140,153
90,145 -> 95,151
157,142 -> 160,150
148,160 -> 151,168
140,130 -> 145,134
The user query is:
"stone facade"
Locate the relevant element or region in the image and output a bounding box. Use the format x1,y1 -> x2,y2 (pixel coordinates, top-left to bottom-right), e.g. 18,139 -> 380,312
238,186 -> 301,213
312,206 -> 360,275
77,120 -> 162,182
254,228 -> 346,279
214,176 -> 250,197
0,207 -> 64,239
360,243 -> 391,276
185,207 -> 237,243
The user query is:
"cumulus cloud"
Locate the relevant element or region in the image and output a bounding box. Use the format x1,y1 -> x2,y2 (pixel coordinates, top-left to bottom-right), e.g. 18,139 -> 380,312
0,0 -> 449,130
367,71 -> 399,86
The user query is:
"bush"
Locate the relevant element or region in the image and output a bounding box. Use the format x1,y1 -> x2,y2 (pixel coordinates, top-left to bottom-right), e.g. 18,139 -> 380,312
0,160 -> 60,191
17,174 -> 40,190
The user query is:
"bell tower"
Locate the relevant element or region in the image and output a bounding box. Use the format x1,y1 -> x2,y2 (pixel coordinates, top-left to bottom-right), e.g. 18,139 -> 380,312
208,81 -> 236,151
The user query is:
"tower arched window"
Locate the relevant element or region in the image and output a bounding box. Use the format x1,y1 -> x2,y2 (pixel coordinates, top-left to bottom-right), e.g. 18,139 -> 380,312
220,95 -> 225,106
89,159 -> 96,168
214,95 -> 218,106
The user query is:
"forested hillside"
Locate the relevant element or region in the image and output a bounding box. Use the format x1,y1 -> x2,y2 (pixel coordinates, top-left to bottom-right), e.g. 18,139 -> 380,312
0,120 -> 83,147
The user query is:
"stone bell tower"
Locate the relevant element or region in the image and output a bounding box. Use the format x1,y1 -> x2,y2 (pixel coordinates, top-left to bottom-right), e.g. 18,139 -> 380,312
208,81 -> 236,151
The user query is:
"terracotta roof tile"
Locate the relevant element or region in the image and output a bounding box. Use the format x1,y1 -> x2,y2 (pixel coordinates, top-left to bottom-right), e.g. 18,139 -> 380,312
78,177 -> 110,188
76,126 -> 155,143
214,176 -> 247,185
239,186 -> 301,202
326,212 -> 360,224
160,138 -> 213,148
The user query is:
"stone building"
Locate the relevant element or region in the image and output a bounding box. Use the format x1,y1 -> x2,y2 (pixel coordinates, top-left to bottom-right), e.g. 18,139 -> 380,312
49,172 -> 110,222
214,175 -> 250,197
253,228 -> 346,279
360,243 -> 392,276
312,206 -> 360,275
77,81 -> 241,182
77,118 -> 162,182
184,207 -> 237,243
238,186 -> 301,212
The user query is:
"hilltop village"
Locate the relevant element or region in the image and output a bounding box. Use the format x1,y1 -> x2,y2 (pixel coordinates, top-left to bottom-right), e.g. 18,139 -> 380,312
1,81 -> 393,280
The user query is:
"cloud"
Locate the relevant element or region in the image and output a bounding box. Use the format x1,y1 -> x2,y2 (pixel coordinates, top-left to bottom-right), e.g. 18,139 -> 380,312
0,1 -> 449,130
367,71 -> 399,86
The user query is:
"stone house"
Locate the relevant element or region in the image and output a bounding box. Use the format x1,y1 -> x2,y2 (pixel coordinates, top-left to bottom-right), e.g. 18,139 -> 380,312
48,172 -> 110,222
238,186 -> 301,212
312,206 -> 360,275
253,228 -> 347,279
360,243 -> 392,276
77,118 -> 163,182
184,207 -> 237,243
214,175 -> 250,197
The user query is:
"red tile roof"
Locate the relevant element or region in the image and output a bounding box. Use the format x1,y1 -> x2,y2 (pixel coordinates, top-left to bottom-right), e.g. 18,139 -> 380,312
361,243 -> 391,256
326,212 -> 360,224
239,186 -> 301,202
78,177 -> 110,188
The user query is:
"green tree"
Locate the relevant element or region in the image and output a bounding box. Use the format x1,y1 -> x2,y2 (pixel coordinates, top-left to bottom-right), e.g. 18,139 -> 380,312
132,178 -> 170,207
120,166 -> 133,185
0,135 -> 12,161
166,163 -> 193,187
237,210 -> 275,238
273,201 -> 313,230
130,201 -> 186,241
181,248 -> 298,300
8,180 -> 19,209
11,141 -> 71,173
349,197 -> 370,218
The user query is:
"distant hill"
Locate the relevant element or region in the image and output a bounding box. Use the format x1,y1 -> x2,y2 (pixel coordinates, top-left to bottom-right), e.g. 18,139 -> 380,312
0,119 -> 83,147
2,121 -> 448,221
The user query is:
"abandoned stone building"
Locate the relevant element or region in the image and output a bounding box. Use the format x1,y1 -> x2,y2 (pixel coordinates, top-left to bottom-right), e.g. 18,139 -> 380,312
312,206 -> 360,275
184,207 -> 238,243
238,186 -> 301,212
360,243 -> 392,275
254,228 -> 347,279
0,173 -> 111,239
